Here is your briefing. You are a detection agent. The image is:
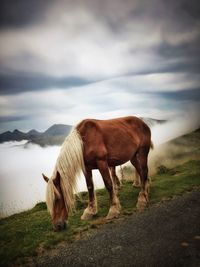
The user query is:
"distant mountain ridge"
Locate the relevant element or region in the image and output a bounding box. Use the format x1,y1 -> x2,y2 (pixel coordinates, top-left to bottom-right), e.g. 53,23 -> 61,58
0,118 -> 166,147
44,124 -> 71,136
0,124 -> 72,146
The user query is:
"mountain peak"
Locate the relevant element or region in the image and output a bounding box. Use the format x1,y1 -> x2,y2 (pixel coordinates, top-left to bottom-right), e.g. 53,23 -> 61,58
13,129 -> 22,134
27,129 -> 40,135
44,124 -> 72,136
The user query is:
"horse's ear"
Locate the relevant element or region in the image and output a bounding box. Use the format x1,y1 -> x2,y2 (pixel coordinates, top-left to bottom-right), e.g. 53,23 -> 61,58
42,173 -> 49,183
53,171 -> 61,186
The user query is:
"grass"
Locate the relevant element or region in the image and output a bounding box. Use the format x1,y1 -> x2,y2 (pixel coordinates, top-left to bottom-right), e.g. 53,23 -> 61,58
0,160 -> 200,266
150,160 -> 200,204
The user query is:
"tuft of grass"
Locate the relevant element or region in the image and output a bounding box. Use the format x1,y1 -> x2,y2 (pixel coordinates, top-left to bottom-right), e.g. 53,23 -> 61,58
0,160 -> 200,266
156,165 -> 175,175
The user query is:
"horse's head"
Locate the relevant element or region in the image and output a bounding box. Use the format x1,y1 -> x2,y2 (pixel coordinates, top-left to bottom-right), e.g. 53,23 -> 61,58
42,171 -> 68,231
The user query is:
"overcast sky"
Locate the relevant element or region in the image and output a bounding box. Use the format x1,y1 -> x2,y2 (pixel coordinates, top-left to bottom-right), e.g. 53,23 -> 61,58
0,0 -> 199,133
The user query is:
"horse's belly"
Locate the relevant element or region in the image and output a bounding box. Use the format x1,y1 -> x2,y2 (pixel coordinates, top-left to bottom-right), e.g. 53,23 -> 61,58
107,158 -> 129,167
83,131 -> 138,169
84,148 -> 135,169
106,145 -> 137,166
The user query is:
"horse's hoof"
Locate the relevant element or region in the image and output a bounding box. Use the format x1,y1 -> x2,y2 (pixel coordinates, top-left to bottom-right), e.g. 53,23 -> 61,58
81,212 -> 94,221
81,207 -> 97,221
106,211 -> 120,220
106,207 -> 120,220
136,192 -> 149,211
136,201 -> 147,211
136,197 -> 148,211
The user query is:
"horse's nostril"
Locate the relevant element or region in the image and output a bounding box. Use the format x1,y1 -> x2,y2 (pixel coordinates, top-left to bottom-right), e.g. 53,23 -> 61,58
53,224 -> 61,232
54,222 -> 66,231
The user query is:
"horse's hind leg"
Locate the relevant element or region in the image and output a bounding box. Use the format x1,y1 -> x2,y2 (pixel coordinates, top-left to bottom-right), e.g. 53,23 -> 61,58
131,148 -> 150,210
110,166 -> 121,193
97,160 -> 121,219
81,168 -> 98,221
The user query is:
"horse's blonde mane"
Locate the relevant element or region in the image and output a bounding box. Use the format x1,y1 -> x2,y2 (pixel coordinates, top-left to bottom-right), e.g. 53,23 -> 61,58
46,179 -> 58,216
46,128 -> 85,215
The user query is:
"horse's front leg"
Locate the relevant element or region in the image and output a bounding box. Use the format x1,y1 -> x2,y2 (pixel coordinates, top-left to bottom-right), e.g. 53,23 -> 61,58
81,168 -> 98,221
132,170 -> 141,188
97,160 -> 121,220
110,166 -> 121,193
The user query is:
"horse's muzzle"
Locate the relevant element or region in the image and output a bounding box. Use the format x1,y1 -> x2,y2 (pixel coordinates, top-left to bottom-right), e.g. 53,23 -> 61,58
53,221 -> 67,232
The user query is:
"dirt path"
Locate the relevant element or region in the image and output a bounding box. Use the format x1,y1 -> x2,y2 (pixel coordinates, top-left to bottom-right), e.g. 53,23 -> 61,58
33,190 -> 200,267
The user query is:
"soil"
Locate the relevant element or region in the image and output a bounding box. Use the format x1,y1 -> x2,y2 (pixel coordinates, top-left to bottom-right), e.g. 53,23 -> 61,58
32,189 -> 200,267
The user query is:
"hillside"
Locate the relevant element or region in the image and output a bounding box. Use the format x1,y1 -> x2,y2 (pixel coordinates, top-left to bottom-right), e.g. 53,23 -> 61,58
149,128 -> 200,173
0,128 -> 200,266
0,160 -> 199,266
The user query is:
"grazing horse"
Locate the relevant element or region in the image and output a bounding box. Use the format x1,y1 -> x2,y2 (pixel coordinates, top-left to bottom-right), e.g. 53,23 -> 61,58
42,116 -> 153,231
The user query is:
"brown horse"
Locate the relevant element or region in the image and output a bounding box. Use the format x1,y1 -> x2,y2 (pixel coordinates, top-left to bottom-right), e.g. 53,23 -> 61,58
42,116 -> 153,231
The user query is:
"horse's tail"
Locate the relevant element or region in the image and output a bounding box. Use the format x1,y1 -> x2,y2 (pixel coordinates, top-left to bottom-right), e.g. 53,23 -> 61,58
150,140 -> 154,150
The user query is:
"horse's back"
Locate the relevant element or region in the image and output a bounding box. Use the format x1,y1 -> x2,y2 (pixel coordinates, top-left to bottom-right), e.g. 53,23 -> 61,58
77,116 -> 150,142
76,116 -> 151,167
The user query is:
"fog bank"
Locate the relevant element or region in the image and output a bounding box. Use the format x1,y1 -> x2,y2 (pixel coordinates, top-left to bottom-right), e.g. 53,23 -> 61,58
0,115 -> 199,217
151,113 -> 199,146
0,141 -> 104,218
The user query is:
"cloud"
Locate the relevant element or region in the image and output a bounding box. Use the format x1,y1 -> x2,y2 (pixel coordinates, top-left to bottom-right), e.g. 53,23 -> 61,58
0,0 -> 52,28
0,115 -> 29,123
0,140 -> 103,217
0,0 -> 199,132
0,74 -> 199,133
0,71 -> 91,95
151,108 -> 200,146
0,0 -> 199,87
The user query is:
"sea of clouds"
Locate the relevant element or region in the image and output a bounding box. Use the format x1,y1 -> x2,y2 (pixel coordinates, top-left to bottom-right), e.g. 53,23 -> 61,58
0,116 -> 199,217
0,141 -> 104,217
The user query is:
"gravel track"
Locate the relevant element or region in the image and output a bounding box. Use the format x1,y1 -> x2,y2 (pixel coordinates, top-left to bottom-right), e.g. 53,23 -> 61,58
33,190 -> 200,267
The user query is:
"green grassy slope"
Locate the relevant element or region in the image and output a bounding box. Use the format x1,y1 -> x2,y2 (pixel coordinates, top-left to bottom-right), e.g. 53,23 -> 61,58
149,128 -> 200,174
0,159 -> 200,266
